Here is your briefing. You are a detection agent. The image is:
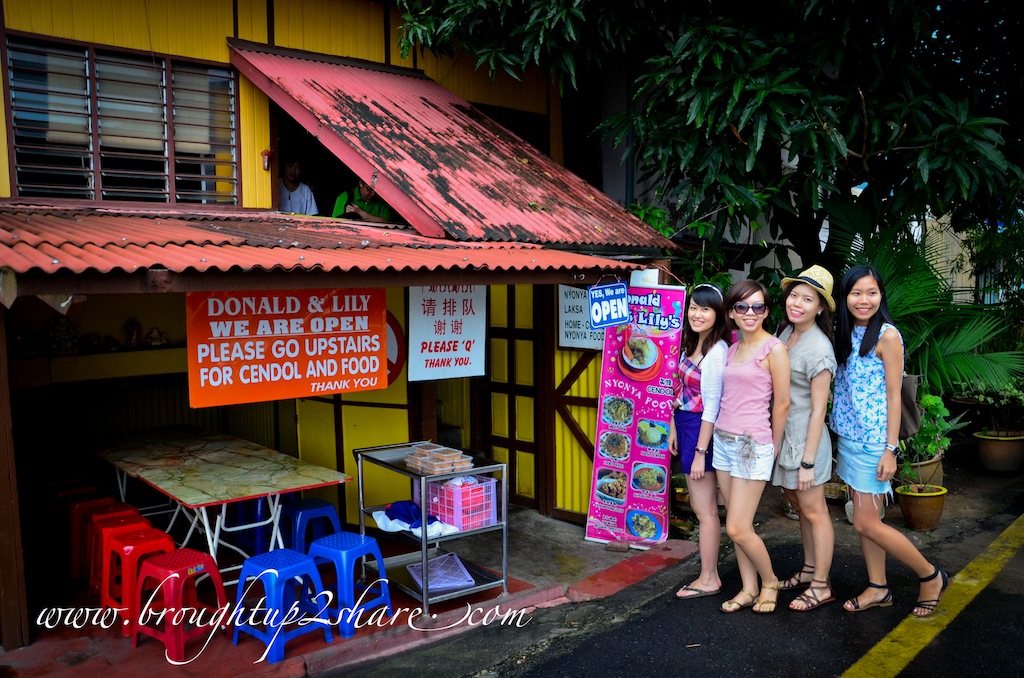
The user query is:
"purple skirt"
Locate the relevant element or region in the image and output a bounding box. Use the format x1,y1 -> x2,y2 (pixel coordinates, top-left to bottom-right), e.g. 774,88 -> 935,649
673,408 -> 714,474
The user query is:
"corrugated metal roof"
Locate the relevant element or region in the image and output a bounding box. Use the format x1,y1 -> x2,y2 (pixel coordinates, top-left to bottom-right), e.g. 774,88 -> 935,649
228,39 -> 674,251
0,206 -> 639,278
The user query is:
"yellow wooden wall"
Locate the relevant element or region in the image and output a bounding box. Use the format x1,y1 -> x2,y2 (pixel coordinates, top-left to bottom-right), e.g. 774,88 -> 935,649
436,378 -> 471,448
488,284 -> 537,500
273,0 -> 384,61
3,0 -> 235,60
553,348 -> 602,514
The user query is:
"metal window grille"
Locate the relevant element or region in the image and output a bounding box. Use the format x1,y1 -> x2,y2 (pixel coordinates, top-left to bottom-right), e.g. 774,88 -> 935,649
6,36 -> 237,204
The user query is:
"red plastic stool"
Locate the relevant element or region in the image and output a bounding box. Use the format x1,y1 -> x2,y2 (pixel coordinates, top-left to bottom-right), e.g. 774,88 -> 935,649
89,513 -> 152,597
54,482 -> 101,513
69,496 -> 116,579
104,528 -> 176,636
81,503 -> 140,583
134,548 -> 227,660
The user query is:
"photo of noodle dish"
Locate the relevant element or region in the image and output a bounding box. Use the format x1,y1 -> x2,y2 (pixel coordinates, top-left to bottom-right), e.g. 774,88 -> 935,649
635,419 -> 669,449
595,469 -> 627,504
601,396 -> 634,427
626,509 -> 663,541
631,463 -> 667,493
598,431 -> 630,461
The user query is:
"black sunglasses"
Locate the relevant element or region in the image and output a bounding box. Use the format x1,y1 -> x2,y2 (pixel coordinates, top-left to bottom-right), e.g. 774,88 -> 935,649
733,302 -> 768,315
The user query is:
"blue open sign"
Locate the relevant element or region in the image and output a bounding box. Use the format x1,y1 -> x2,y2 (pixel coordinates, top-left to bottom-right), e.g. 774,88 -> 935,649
588,283 -> 629,329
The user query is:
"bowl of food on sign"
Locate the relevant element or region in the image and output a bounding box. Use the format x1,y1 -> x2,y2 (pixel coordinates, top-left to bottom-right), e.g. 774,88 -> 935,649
636,420 -> 669,449
598,431 -> 630,461
626,509 -> 664,541
601,396 -> 634,427
596,469 -> 627,504
631,463 -> 667,493
620,335 -> 663,380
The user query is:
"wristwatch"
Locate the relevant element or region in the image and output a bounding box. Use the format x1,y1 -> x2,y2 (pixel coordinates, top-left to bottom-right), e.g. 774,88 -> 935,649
885,443 -> 898,456
695,448 -> 708,456
800,460 -> 814,469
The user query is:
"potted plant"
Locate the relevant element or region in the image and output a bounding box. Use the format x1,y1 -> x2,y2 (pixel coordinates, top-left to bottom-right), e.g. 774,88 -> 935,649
894,394 -> 963,531
971,376 -> 1024,473
894,483 -> 948,531
898,393 -> 966,487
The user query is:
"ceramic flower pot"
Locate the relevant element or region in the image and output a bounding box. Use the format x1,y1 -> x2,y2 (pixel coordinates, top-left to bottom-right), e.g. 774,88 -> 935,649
905,454 -> 944,487
973,431 -> 1024,474
895,484 -> 947,531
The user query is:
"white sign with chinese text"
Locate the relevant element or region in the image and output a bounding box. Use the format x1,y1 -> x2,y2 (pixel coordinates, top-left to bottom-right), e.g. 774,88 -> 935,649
558,285 -> 605,350
408,285 -> 486,381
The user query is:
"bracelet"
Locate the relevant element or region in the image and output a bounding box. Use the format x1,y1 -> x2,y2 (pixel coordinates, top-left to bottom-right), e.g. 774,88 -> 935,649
800,460 -> 814,470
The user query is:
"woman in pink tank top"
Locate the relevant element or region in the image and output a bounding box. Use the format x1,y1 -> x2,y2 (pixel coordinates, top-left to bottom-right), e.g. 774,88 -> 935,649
713,280 -> 791,614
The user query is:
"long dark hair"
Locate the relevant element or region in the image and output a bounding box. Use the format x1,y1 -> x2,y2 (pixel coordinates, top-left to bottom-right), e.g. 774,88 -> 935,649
724,279 -> 770,332
681,283 -> 731,357
835,265 -> 895,365
777,281 -> 834,340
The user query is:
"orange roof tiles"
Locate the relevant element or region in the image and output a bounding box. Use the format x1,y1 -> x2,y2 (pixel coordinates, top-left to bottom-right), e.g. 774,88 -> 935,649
0,206 -> 639,280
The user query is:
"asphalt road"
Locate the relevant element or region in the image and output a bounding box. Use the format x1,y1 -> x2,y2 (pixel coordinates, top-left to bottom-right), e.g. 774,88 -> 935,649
343,486 -> 1024,678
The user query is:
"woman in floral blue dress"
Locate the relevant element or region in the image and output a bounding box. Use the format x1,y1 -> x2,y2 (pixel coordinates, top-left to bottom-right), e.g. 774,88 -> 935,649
831,265 -> 950,617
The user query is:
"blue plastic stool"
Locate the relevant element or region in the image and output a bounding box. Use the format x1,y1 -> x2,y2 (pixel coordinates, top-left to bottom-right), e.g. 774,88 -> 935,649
279,499 -> 341,553
231,549 -> 333,663
308,532 -> 393,638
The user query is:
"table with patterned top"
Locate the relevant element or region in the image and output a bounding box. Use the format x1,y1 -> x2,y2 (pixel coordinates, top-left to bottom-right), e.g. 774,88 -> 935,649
98,429 -> 349,570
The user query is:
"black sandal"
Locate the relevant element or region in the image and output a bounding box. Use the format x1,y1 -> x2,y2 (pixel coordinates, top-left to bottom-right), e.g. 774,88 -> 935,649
779,563 -> 814,591
913,568 -> 950,617
844,582 -> 893,612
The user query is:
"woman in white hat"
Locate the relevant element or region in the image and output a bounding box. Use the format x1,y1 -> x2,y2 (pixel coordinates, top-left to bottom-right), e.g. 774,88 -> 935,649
772,265 -> 838,611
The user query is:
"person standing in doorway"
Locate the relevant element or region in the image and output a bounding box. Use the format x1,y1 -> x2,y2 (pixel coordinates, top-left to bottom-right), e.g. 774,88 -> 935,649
668,282 -> 731,600
279,157 -> 318,215
771,265 -> 837,612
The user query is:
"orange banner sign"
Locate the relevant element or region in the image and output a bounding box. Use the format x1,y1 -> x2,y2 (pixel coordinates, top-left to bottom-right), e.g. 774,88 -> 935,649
186,289 -> 387,407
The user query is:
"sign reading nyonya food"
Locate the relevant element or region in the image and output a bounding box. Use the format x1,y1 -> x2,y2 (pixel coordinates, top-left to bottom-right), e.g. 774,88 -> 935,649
186,289 -> 387,407
585,284 -> 686,547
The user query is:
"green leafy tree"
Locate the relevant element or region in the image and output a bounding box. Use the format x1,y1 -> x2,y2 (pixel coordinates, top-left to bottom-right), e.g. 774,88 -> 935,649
397,0 -> 1024,273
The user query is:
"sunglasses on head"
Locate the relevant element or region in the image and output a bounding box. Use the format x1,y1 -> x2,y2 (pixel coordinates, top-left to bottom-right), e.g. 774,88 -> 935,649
733,302 -> 768,315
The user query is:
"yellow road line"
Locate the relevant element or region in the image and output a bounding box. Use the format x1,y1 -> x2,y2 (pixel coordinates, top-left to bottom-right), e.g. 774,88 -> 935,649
842,511 -> 1024,678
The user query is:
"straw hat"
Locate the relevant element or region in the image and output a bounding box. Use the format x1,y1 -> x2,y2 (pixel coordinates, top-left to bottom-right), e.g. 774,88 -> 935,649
781,264 -> 836,312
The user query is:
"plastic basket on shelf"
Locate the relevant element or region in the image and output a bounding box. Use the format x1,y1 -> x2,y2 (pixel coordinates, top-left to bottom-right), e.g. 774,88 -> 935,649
413,475 -> 498,531
406,552 -> 474,592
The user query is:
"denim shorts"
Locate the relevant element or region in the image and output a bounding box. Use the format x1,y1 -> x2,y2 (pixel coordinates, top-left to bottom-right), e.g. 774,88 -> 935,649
836,436 -> 893,500
711,429 -> 775,481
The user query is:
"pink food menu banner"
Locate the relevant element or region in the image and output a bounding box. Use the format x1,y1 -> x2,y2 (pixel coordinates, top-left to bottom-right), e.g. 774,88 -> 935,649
584,284 -> 687,546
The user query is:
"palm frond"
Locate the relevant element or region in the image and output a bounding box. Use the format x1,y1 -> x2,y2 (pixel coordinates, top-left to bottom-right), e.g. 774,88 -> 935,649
830,213 -> 1024,396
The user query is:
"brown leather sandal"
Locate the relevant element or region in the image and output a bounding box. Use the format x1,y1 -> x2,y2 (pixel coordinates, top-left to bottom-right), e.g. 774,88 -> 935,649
790,579 -> 835,612
779,563 -> 814,591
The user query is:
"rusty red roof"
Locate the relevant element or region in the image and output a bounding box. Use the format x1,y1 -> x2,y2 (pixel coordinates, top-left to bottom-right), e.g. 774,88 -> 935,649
0,206 -> 639,281
228,39 -> 674,251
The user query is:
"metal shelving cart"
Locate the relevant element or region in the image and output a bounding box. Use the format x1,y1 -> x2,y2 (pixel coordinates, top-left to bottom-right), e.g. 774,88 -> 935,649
355,441 -> 508,615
